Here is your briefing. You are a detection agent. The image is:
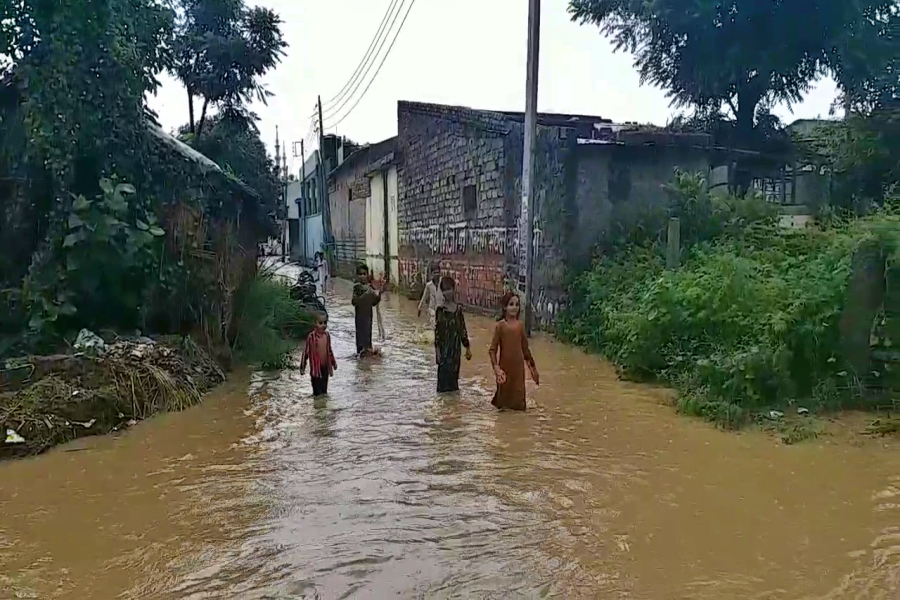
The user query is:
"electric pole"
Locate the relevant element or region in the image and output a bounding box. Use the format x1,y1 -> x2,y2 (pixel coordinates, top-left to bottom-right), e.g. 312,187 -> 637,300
276,126 -> 286,262
519,0 -> 540,336
299,139 -> 306,182
317,95 -> 334,247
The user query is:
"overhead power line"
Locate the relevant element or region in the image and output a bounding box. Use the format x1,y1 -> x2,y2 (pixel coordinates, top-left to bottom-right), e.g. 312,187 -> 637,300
324,0 -> 418,130
323,0 -> 408,122
322,0 -> 402,111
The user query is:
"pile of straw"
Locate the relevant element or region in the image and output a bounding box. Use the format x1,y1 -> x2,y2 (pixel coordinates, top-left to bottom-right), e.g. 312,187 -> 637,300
1,335 -> 224,457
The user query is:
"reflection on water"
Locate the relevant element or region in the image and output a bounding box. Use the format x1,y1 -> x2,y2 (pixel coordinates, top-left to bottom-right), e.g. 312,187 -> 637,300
0,280 -> 897,599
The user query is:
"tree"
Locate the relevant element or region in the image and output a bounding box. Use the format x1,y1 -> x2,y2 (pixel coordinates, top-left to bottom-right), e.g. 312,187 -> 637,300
180,109 -> 282,233
829,3 -> 898,115
171,0 -> 286,136
569,0 -> 897,189
1,0 -> 174,341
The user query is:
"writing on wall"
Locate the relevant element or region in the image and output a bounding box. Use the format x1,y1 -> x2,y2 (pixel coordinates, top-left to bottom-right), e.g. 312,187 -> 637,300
399,224 -> 512,256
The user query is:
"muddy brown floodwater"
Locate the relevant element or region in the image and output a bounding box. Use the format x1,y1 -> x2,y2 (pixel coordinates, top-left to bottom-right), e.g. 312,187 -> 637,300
1,281 -> 898,599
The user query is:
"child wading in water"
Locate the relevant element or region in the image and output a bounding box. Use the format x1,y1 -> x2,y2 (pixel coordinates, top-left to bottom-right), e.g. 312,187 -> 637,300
300,313 -> 337,396
489,292 -> 539,410
434,276 -> 471,393
314,250 -> 330,293
351,263 -> 382,357
417,263 -> 443,326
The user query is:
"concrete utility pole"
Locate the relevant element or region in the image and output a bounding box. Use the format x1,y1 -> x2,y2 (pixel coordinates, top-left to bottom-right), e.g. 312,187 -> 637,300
317,95 -> 334,247
299,139 -> 306,182
276,126 -> 286,262
519,0 -> 540,336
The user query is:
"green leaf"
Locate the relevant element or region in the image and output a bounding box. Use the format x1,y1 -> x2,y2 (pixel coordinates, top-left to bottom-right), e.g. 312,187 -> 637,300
116,183 -> 136,195
58,302 -> 77,316
149,226 -> 165,237
135,219 -> 149,231
63,231 -> 85,247
68,213 -> 85,229
28,315 -> 43,331
72,196 -> 91,211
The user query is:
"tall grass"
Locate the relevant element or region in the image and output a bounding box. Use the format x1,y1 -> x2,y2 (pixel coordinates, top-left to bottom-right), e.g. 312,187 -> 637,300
231,267 -> 317,370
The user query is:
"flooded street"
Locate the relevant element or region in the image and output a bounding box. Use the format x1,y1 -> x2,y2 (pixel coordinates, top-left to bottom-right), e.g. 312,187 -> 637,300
1,281 -> 898,599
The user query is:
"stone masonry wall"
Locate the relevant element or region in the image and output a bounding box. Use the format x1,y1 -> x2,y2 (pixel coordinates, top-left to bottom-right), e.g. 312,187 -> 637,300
397,101 -> 514,311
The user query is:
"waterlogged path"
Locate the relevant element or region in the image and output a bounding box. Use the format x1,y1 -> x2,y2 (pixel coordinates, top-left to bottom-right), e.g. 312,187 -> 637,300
1,280 -> 898,599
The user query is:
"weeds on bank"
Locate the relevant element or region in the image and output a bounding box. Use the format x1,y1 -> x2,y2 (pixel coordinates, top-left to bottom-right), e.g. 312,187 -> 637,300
231,268 -> 316,370
559,171 -> 900,436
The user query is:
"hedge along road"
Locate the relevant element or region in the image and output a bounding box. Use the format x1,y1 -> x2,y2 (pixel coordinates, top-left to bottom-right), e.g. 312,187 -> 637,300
0,280 -> 897,599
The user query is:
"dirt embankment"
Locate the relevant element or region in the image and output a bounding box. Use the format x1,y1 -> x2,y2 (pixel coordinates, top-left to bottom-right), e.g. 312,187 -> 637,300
1,334 -> 225,458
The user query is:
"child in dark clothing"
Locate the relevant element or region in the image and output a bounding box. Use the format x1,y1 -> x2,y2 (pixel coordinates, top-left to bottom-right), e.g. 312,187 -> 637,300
434,276 -> 471,393
300,312 -> 337,396
351,263 -> 382,357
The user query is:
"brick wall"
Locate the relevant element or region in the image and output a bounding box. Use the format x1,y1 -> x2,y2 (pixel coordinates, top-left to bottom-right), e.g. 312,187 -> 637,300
397,101 -> 516,312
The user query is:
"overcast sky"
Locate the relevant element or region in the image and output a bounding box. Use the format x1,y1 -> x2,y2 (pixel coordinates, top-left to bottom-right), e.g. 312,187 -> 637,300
146,0 -> 840,176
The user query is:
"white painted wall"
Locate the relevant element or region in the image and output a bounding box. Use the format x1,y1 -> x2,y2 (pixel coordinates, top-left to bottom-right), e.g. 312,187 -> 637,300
305,213 -> 324,261
365,167 -> 400,282
366,173 -> 386,278
387,166 -> 399,285
286,180 -> 301,220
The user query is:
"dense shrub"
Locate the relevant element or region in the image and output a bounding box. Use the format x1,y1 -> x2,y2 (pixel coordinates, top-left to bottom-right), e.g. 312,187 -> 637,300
560,171 -> 899,427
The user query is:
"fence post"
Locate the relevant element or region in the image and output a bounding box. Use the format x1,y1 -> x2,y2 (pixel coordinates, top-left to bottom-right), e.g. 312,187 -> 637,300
666,217 -> 681,269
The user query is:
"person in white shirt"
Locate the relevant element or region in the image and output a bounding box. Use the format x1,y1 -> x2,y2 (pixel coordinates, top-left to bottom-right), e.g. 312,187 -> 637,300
417,263 -> 443,325
314,251 -> 330,293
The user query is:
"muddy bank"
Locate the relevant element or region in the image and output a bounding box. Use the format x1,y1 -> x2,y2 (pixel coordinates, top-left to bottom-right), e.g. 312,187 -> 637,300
1,334 -> 225,458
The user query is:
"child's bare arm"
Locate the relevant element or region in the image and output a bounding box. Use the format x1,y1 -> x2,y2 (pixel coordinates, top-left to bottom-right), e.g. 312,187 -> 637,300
328,334 -> 337,370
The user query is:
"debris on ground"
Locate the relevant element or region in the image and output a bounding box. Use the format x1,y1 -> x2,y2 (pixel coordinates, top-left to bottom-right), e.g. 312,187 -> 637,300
864,418 -> 900,436
73,329 -> 107,355
0,335 -> 225,458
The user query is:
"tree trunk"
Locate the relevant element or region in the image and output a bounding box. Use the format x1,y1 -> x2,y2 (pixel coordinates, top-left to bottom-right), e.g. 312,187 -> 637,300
732,88 -> 760,197
188,91 -> 195,134
196,98 -> 210,137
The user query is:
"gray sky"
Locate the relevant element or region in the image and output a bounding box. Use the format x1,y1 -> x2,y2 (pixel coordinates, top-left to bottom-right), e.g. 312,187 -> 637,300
146,0 -> 839,175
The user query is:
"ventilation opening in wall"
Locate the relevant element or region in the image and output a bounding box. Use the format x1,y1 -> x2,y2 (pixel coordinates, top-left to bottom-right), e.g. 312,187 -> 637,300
462,184 -> 477,217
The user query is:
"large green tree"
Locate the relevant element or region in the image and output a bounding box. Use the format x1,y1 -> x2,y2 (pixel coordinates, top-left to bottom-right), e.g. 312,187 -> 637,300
569,0 -> 897,154
1,0 -> 175,344
171,0 -> 286,136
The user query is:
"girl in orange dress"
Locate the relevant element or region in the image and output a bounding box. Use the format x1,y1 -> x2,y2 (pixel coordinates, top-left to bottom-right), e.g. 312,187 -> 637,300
488,292 -> 539,410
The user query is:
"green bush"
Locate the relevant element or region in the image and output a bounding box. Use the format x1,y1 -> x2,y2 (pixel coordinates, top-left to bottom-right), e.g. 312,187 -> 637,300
560,171 -> 900,427
231,270 -> 316,370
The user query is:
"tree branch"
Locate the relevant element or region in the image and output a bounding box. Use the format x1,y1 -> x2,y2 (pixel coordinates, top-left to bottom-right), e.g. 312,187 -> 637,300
188,90 -> 195,134
196,98 -> 210,137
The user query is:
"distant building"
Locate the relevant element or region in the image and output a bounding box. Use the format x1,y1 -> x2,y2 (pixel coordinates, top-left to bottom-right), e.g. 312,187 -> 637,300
285,134 -> 359,265
327,137 -> 399,279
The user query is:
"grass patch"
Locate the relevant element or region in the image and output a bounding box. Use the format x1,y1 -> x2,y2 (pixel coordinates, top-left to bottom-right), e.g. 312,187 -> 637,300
231,269 -> 317,370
